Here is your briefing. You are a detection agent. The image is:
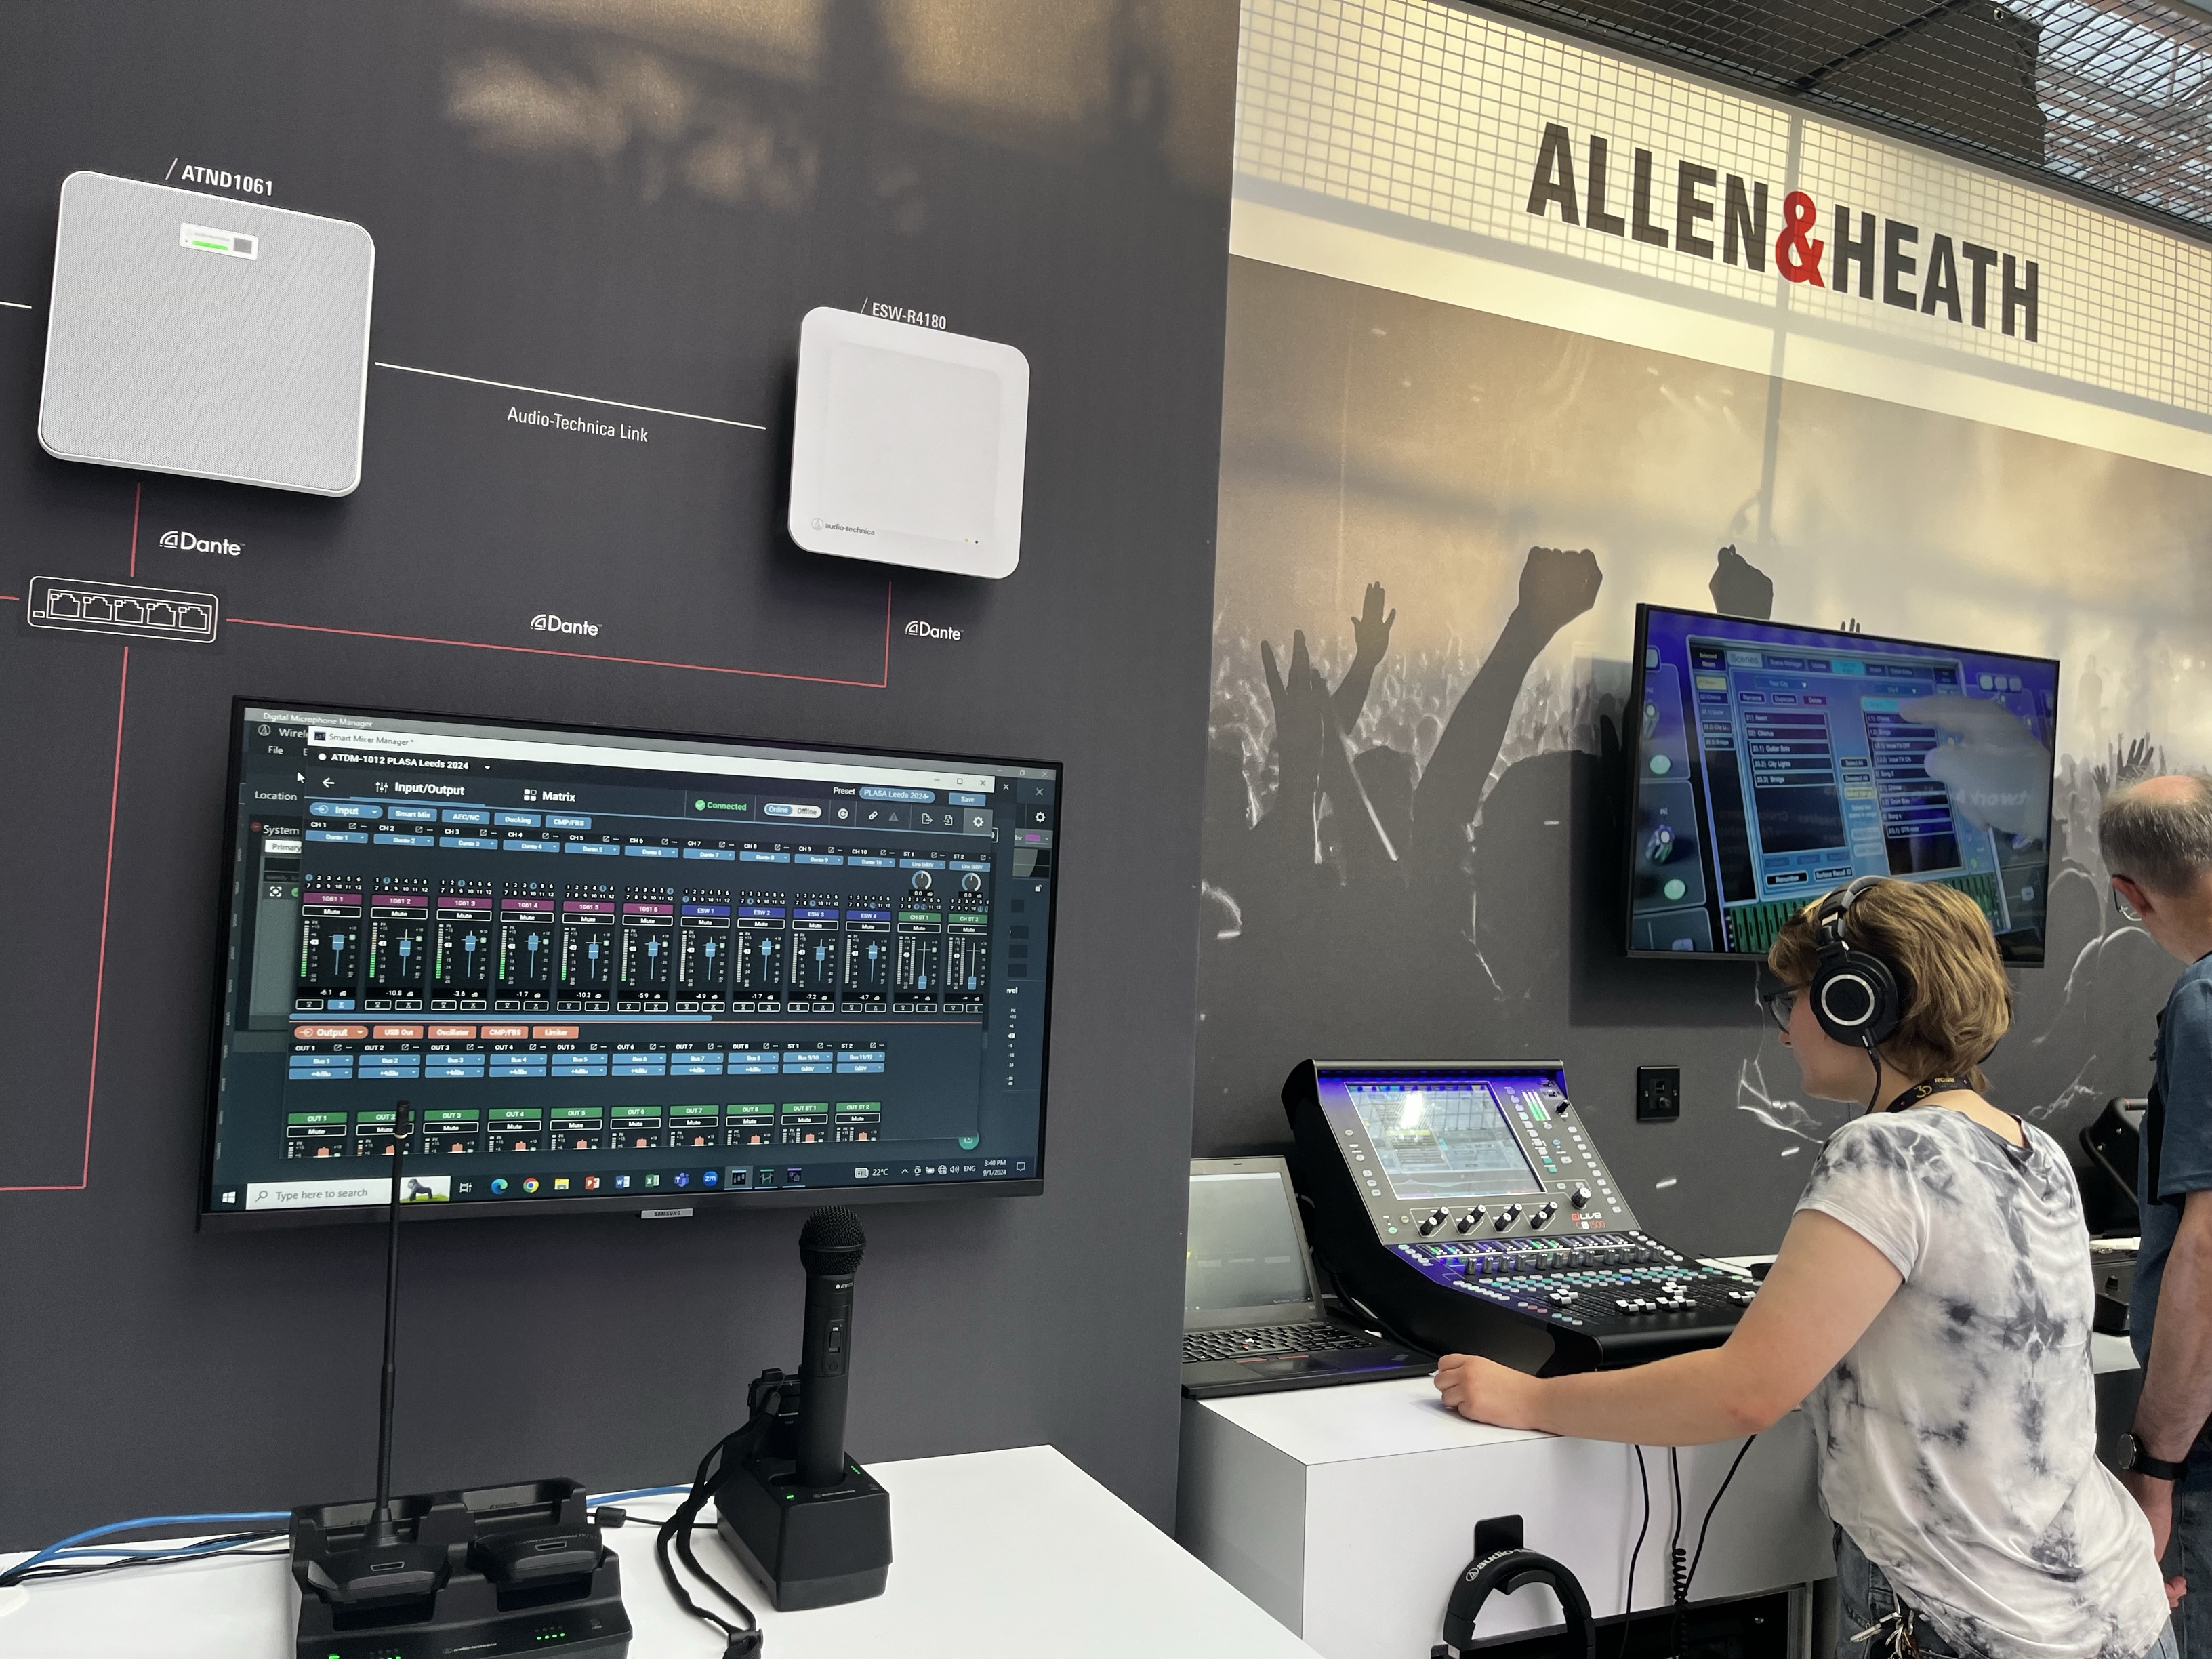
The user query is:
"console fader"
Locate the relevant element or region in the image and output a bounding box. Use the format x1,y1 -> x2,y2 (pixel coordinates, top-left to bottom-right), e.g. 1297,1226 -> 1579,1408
1284,1061 -> 1756,1375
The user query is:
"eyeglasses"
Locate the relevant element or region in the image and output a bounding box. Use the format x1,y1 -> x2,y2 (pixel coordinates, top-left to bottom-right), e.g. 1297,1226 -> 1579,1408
1761,987 -> 1799,1036
2112,879 -> 2142,922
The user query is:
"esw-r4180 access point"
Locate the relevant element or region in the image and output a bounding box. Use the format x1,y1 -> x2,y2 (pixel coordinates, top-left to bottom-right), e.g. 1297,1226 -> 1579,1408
787,306 -> 1029,580
39,171 -> 375,497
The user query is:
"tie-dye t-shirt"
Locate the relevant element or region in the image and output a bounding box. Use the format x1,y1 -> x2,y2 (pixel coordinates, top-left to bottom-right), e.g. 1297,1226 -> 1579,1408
1795,1108 -> 2167,1659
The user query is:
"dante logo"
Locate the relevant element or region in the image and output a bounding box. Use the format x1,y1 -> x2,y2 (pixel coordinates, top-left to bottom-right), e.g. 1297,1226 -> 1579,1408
160,529 -> 242,556
905,619 -> 962,641
530,613 -> 600,636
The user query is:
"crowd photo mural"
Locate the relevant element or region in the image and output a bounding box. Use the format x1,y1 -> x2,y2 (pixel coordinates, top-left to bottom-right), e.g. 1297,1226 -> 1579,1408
1197,256 -> 2212,1251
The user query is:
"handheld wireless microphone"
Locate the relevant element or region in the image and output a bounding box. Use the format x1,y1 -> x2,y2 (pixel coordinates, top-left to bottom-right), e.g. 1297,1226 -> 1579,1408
704,1207 -> 892,1610
794,1206 -> 867,1487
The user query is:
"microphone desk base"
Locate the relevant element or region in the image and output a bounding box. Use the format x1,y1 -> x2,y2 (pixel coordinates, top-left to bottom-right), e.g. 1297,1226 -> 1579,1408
713,1455 -> 892,1611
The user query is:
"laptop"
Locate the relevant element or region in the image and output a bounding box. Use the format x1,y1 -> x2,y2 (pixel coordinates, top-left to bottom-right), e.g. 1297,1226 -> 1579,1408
1182,1156 -> 1433,1398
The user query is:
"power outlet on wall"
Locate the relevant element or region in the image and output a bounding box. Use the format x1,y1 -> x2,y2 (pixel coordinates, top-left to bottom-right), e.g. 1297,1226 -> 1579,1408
1637,1066 -> 1681,1122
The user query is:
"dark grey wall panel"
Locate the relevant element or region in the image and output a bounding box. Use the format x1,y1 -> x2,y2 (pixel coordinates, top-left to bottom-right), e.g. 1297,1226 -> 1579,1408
0,0 -> 1234,1547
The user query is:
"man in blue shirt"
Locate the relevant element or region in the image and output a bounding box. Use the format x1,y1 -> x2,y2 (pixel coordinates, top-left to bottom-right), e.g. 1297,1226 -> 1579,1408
2103,774 -> 2212,1644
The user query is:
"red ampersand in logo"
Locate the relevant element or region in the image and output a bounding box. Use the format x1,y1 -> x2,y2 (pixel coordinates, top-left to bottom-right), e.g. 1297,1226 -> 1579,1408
1775,191 -> 1826,285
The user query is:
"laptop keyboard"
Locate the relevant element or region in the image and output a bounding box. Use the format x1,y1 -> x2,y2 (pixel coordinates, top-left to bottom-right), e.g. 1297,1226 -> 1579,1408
1183,1321 -> 1377,1363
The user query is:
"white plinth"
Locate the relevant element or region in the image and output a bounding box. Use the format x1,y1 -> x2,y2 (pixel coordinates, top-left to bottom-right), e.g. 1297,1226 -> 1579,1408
1179,1377 -> 1834,1659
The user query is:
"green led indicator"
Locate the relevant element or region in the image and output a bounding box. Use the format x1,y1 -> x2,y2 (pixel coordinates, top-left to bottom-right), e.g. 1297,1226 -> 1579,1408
190,239 -> 227,251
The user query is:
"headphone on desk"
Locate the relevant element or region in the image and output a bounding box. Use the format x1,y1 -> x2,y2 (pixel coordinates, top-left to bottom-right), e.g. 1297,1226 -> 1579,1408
1440,1544 -> 1595,1659
1809,876 -> 1901,1050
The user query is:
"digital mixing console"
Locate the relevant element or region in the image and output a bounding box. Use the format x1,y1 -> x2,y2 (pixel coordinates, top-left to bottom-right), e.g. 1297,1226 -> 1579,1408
1284,1061 -> 1755,1374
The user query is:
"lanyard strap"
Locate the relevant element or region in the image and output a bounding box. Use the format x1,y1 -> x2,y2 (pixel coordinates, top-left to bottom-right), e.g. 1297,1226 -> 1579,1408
657,1385 -> 785,1656
1883,1076 -> 1968,1113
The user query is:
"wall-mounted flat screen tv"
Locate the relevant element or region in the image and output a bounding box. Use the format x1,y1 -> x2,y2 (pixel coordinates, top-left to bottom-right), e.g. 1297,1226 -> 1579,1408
1625,607 -> 2058,963
203,701 -> 1059,1227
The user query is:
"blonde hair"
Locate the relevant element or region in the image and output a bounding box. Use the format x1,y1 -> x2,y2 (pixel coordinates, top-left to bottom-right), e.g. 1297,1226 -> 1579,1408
1767,879 -> 2012,1090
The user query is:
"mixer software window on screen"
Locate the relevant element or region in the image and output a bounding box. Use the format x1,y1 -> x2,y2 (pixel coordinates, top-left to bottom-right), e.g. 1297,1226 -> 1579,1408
1630,606 -> 2059,961
203,704 -> 1059,1220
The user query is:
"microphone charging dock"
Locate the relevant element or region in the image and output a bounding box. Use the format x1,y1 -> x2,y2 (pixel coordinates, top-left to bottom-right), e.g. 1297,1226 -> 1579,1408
291,1478 -> 630,1658
712,1453 -> 893,1611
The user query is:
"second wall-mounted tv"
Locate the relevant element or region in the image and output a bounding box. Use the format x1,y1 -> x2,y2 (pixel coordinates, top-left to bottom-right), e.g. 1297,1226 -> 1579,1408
1626,605 -> 2058,963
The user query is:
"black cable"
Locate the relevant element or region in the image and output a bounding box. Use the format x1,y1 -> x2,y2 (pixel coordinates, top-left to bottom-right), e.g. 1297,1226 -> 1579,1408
1618,1446 -> 1650,1659
1667,1449 -> 1689,1659
367,1101 -> 413,1551
1667,1449 -> 1685,1594
1686,1435 -> 1759,1596
16,1544 -> 290,1582
1297,1202 -> 1433,1355
6,1535 -> 287,1584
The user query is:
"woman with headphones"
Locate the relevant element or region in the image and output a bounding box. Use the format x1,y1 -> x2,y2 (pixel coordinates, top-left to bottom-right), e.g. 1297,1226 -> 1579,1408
1434,876 -> 2175,1659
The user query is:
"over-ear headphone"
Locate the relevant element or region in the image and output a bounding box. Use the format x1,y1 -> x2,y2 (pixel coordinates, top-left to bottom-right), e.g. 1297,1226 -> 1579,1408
1809,876 -> 1900,1048
1440,1544 -> 1595,1659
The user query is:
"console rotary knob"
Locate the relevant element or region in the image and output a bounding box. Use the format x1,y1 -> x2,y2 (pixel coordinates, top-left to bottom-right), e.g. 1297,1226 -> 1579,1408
960,870 -> 983,894
1418,1207 -> 1448,1237
1529,1202 -> 1557,1230
910,869 -> 934,893
1570,1184 -> 1592,1209
1456,1206 -> 1486,1234
1492,1204 -> 1523,1231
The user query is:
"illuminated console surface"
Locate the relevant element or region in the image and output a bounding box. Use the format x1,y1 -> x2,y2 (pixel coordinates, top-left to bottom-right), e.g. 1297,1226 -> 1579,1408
1285,1061 -> 1751,1372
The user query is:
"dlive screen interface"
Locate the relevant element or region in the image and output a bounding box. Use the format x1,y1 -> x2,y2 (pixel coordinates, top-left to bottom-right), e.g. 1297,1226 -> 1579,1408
1628,606 -> 2057,962
1340,1076 -> 1547,1204
203,703 -> 1059,1225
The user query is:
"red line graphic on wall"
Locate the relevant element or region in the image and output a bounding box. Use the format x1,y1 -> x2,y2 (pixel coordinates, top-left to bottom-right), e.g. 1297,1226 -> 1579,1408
228,579 -> 895,689
0,479 -> 897,1195
0,644 -> 126,1191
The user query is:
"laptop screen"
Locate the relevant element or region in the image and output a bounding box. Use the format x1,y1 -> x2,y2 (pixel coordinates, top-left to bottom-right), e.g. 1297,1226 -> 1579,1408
1186,1167 -> 1314,1317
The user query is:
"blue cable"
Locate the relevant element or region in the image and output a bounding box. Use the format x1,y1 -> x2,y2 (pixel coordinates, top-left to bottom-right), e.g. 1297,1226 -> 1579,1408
39,1542 -> 244,1561
10,1491 -> 684,1587
588,1485 -> 687,1507
2,1512 -> 289,1586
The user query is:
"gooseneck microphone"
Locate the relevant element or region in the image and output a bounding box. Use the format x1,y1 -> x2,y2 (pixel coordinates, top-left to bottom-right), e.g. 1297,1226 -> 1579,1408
794,1207 -> 867,1487
369,1103 -> 410,1547
308,1103 -> 451,1609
